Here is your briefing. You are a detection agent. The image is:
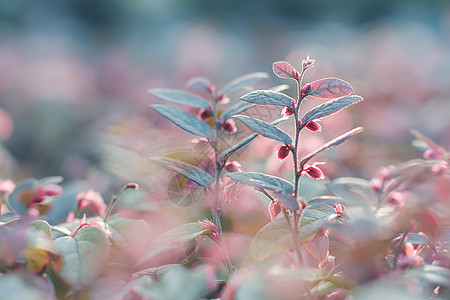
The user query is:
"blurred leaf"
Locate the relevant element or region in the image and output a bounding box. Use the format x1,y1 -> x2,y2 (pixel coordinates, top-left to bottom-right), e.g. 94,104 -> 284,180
37,176 -> 63,186
135,223 -> 208,269
52,226 -> 110,290
415,265 -> 450,288
6,178 -> 38,215
326,177 -> 377,207
300,127 -> 364,167
220,117 -> 289,163
0,273 -> 56,300
275,191 -> 299,211
240,90 -> 295,107
186,76 -> 212,91
270,84 -> 290,92
227,172 -> 294,194
233,115 -> 292,145
150,104 -> 214,139
301,96 -> 363,124
219,72 -> 268,96
149,88 -> 211,109
132,264 -> 180,280
219,102 -> 256,122
273,61 -> 298,79
307,77 -> 354,99
306,196 -> 343,208
404,233 -> 428,246
150,157 -> 214,187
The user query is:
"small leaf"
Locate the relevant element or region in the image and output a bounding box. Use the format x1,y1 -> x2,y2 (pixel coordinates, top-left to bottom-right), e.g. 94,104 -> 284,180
220,117 -> 288,163
307,77 -> 354,99
275,192 -> 299,211
150,104 -> 214,139
150,157 -> 214,187
306,196 -> 343,208
301,96 -> 363,124
300,127 -> 363,167
233,115 -> 292,145
149,89 -> 211,109
186,77 -> 212,91
219,102 -> 256,122
219,72 -> 269,96
53,226 -> 110,290
240,90 -> 295,107
227,172 -> 294,194
273,61 -> 298,79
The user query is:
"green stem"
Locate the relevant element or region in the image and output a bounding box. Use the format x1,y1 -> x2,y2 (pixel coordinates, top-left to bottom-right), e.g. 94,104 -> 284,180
103,185 -> 134,222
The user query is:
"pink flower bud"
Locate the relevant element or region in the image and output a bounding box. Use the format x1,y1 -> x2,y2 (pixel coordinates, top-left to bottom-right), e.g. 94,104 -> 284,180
198,109 -> 212,121
277,145 -> 290,160
76,189 -> 107,217
302,56 -> 315,70
305,120 -> 322,132
281,107 -> 294,117
198,219 -> 220,243
218,94 -> 230,104
303,162 -> 325,180
301,83 -> 311,96
423,148 -> 444,160
222,119 -> 237,133
224,161 -> 242,172
431,161 -> 448,175
127,183 -> 139,189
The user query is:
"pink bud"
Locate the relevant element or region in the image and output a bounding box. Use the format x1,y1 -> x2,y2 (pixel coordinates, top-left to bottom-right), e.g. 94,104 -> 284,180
302,56 -> 315,70
127,183 -> 139,189
305,120 -> 322,132
198,219 -> 220,243
431,161 -> 448,175
281,107 -> 294,117
218,94 -> 230,104
198,109 -> 212,121
301,83 -> 311,97
303,162 -> 325,180
424,148 -> 444,160
224,161 -> 242,172
277,145 -> 290,160
222,119 -> 237,133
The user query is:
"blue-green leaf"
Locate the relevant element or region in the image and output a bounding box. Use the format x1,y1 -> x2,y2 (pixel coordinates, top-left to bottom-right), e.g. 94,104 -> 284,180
306,196 -> 343,208
149,89 -> 211,109
301,96 -> 363,124
227,172 -> 294,194
233,115 -> 292,145
219,102 -> 256,122
275,192 -> 299,211
150,104 -> 214,139
240,90 -> 295,107
150,157 -> 214,187
219,72 -> 269,96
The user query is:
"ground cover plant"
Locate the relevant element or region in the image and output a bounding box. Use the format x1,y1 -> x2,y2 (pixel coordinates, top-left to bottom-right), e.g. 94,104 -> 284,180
0,56 -> 449,300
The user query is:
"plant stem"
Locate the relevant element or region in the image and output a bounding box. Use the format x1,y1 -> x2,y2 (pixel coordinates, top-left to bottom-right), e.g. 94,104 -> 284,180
103,185 -> 133,222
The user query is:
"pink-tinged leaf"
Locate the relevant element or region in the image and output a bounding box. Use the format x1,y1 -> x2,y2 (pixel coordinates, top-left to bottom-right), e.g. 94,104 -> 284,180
186,77 -> 212,91
300,127 -> 363,167
233,115 -> 292,145
240,90 -> 295,107
272,61 -> 298,79
275,192 -> 299,211
268,200 -> 281,221
306,77 -> 354,99
223,179 -> 244,204
301,95 -> 363,124
219,72 -> 269,96
149,89 -> 211,109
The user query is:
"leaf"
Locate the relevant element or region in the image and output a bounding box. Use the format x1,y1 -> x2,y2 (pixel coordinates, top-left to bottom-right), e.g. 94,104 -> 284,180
227,172 -> 294,194
249,207 -> 334,260
307,77 -> 354,99
219,102 -> 256,122
53,226 -> 111,290
300,127 -> 363,167
150,104 -> 214,139
220,117 -> 289,163
273,61 -> 298,79
403,233 -> 428,246
301,96 -> 363,124
150,157 -> 214,187
306,196 -> 343,208
240,90 -> 295,107
233,115 -> 292,145
6,178 -> 39,215
271,84 -> 290,92
135,223 -> 208,268
326,177 -> 378,208
149,89 -> 211,109
219,72 -> 269,96
186,77 -> 211,91
275,192 -> 299,211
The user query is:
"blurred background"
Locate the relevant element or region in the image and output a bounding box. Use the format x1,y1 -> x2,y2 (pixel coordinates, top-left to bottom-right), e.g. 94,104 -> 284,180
0,0 -> 449,196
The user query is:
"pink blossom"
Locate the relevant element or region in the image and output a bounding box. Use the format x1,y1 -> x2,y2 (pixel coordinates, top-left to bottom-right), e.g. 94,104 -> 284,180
198,219 -> 220,243
76,189 -> 107,217
0,179 -> 15,195
221,119 -> 237,133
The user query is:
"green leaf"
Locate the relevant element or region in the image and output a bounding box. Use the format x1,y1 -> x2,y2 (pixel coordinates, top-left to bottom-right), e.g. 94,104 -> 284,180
149,88 -> 211,109
135,223 -> 208,269
301,96 -> 363,124
227,172 -> 294,194
307,77 -> 354,99
233,115 -> 292,145
0,273 -> 56,300
53,226 -> 111,290
150,157 -> 214,187
150,104 -> 214,139
220,117 -> 289,163
249,207 -> 334,260
6,178 -> 39,215
300,127 -> 363,167
219,72 -> 269,96
219,102 -> 256,122
240,90 -> 295,107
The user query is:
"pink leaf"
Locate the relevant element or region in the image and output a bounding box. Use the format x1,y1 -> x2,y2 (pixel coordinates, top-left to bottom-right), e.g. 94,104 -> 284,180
307,77 -> 354,99
272,61 -> 298,79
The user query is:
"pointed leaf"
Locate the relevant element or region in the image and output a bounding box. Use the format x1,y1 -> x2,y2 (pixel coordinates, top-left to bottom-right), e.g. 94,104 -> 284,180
240,90 -> 295,107
220,117 -> 289,163
300,127 -> 363,167
233,115 -> 292,145
275,192 -> 299,211
227,172 -> 294,194
219,102 -> 256,122
53,226 -> 110,290
306,196 -> 343,208
186,77 -> 212,91
219,72 -> 269,96
150,157 -> 214,187
150,104 -> 214,139
301,96 -> 363,124
306,77 -> 354,99
149,88 -> 211,109
273,61 -> 298,79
